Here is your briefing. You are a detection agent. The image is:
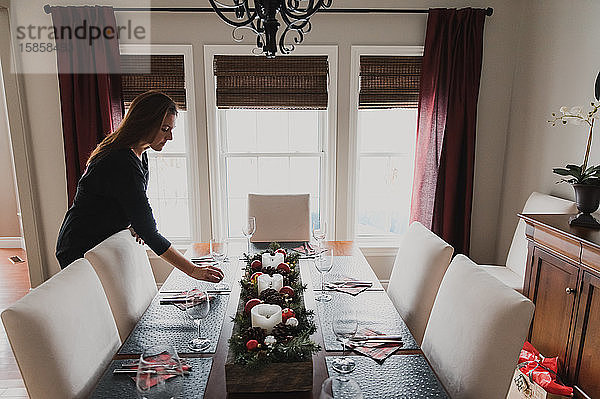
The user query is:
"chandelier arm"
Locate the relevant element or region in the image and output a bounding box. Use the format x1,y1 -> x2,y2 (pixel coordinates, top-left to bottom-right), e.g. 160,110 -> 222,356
280,11 -> 310,33
279,19 -> 309,54
209,0 -> 245,9
208,0 -> 257,27
281,0 -> 328,20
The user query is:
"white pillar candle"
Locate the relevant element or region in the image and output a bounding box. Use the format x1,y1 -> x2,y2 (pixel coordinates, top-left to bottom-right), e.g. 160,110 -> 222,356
251,304 -> 283,333
261,252 -> 285,268
257,273 -> 284,295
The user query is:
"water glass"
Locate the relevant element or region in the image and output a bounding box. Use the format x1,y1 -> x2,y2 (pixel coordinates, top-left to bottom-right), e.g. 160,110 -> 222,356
136,345 -> 183,399
242,217 -> 256,253
314,248 -> 333,302
185,289 -> 211,351
210,239 -> 229,291
331,309 -> 358,373
312,220 -> 327,250
320,376 -> 363,399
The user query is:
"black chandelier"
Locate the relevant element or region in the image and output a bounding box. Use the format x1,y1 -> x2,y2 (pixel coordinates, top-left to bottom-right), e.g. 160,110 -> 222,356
208,0 -> 333,58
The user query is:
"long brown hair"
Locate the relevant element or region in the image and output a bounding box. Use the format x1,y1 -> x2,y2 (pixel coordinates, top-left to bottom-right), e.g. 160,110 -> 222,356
88,90 -> 178,165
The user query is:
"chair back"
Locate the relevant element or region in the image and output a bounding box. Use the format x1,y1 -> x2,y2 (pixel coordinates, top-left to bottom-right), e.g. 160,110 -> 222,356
506,192 -> 576,276
1,259 -> 120,399
422,255 -> 534,399
248,193 -> 310,242
85,229 -> 157,341
387,222 -> 453,344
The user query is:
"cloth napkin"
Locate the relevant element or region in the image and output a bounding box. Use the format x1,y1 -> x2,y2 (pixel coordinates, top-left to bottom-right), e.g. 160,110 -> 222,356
292,243 -> 327,257
328,278 -> 373,296
347,328 -> 403,362
124,353 -> 190,389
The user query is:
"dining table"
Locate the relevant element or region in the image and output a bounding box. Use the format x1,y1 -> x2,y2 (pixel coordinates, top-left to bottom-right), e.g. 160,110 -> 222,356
89,241 -> 450,398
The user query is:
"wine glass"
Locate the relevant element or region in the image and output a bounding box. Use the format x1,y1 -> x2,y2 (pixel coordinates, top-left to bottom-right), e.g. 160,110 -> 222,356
210,239 -> 229,291
185,289 -> 211,352
242,217 -> 256,253
320,376 -> 363,399
312,219 -> 327,251
136,345 -> 183,399
314,248 -> 333,302
331,309 -> 358,373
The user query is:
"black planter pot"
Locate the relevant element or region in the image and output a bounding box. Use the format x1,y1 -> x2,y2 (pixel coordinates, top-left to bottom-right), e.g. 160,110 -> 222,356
569,184 -> 600,228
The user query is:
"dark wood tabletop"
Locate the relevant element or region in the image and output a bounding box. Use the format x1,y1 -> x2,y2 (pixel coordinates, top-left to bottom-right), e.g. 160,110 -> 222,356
93,241 -> 446,398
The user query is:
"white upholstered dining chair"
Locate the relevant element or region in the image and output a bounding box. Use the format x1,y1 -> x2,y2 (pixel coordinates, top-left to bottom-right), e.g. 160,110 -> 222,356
1,258 -> 120,399
422,254 -> 535,399
386,221 -> 454,345
480,191 -> 577,292
84,229 -> 157,341
248,193 -> 310,242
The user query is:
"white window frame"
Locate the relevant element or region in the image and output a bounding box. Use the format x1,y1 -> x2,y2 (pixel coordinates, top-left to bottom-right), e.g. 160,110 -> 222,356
348,46 -> 424,248
204,45 -> 338,241
119,44 -> 201,246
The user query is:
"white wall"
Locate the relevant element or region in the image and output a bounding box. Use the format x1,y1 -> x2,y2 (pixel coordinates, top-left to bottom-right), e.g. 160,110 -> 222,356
495,0 -> 600,264
6,0 -> 522,281
0,57 -> 20,239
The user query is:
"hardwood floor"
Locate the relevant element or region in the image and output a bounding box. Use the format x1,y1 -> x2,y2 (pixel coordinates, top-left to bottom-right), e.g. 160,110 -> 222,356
0,248 -> 30,399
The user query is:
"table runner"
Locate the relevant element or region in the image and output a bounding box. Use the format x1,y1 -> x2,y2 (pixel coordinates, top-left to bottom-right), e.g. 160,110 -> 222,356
118,294 -> 229,355
307,256 -> 384,291
90,357 -> 212,398
316,291 -> 418,351
325,355 -> 449,399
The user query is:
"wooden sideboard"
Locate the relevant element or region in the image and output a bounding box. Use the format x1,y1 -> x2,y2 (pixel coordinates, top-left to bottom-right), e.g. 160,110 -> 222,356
520,214 -> 600,399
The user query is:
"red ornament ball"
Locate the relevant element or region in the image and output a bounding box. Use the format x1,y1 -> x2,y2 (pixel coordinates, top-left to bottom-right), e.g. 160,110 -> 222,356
279,286 -> 295,298
275,248 -> 287,256
251,260 -> 262,271
250,272 -> 264,284
282,308 -> 296,322
244,298 -> 263,314
246,339 -> 259,351
276,262 -> 291,273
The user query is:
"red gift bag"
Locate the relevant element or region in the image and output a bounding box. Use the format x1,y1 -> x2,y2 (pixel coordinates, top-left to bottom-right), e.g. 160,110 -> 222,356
516,342 -> 573,397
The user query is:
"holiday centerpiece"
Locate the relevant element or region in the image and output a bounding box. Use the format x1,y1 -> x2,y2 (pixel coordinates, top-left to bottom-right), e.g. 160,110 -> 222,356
549,72 -> 600,228
225,242 -> 320,393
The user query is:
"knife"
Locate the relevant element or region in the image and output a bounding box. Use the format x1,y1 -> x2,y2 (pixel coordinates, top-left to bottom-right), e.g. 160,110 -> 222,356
113,369 -> 190,375
350,335 -> 403,341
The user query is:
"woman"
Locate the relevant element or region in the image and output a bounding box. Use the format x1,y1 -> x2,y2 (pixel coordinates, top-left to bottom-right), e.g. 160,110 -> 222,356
56,91 -> 223,283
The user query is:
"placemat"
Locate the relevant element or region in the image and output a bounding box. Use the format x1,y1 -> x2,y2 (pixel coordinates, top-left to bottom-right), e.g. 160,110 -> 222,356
90,357 -> 212,399
316,291 -> 418,351
118,294 -> 230,355
306,256 -> 384,291
325,355 -> 449,399
160,261 -> 240,293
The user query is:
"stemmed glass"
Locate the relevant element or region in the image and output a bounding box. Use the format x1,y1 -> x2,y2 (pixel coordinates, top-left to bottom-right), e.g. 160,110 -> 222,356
314,248 -> 333,302
312,220 -> 327,251
136,345 -> 183,399
185,289 -> 211,352
320,376 -> 363,399
242,217 -> 256,254
331,309 -> 358,373
210,239 -> 229,291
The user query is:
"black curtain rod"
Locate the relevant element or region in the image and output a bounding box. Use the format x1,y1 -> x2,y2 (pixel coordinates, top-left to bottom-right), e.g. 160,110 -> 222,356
43,5 -> 493,16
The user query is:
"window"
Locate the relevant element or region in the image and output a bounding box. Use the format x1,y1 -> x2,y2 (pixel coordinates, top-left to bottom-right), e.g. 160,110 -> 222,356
205,47 -> 337,241
120,47 -> 199,245
219,108 -> 326,238
350,49 -> 423,243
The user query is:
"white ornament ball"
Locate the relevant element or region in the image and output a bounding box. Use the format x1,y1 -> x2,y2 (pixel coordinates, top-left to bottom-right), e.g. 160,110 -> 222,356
285,317 -> 299,327
264,335 -> 277,346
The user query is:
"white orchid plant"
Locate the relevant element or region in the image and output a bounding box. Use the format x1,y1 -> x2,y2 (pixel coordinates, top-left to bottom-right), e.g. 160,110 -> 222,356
550,101 -> 600,185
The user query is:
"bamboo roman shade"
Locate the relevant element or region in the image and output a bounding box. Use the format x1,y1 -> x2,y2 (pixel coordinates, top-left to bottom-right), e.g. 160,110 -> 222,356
213,55 -> 328,109
359,56 -> 422,109
121,54 -> 187,110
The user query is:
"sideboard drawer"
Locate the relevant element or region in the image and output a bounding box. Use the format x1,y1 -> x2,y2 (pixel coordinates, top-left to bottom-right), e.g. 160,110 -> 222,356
532,224 -> 581,264
580,243 -> 600,274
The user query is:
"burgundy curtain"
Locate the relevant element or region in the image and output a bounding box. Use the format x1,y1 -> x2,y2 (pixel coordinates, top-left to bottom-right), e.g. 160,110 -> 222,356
50,6 -> 123,205
410,8 -> 485,255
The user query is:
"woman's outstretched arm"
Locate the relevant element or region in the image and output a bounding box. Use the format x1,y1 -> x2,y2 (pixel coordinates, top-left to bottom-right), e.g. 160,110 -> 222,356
160,245 -> 224,282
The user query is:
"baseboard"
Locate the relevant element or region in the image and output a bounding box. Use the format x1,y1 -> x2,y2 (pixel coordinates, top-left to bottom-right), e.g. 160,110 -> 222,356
0,237 -> 25,249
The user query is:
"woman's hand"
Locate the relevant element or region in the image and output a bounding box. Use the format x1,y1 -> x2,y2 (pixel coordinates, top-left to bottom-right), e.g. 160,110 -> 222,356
128,227 -> 145,245
188,264 -> 225,283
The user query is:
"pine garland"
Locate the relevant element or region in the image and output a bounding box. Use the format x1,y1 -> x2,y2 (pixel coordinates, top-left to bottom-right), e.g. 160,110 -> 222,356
228,242 -> 320,368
